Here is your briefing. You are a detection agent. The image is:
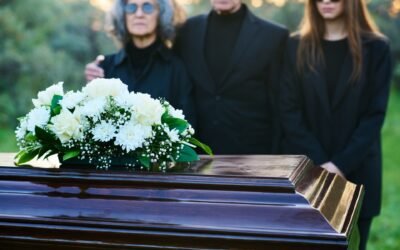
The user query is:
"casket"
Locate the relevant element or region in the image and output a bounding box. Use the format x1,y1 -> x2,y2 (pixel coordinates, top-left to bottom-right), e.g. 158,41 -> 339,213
0,153 -> 362,249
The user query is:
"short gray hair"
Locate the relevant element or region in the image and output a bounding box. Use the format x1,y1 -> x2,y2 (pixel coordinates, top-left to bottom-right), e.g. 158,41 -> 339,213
107,0 -> 177,45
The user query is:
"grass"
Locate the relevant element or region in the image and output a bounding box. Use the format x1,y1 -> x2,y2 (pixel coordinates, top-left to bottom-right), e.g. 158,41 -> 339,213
0,91 -> 399,249
369,89 -> 400,250
0,127 -> 18,152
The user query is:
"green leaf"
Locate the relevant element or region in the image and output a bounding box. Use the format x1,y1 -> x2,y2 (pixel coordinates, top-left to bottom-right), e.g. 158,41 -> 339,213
162,113 -> 189,133
52,105 -> 61,116
37,147 -> 51,159
51,95 -> 63,107
15,150 -> 26,160
50,95 -> 63,116
189,138 -> 213,156
62,149 -> 80,161
138,155 -> 150,168
177,145 -> 199,162
42,151 -> 54,160
43,150 -> 58,159
35,126 -> 57,145
15,148 -> 41,165
25,132 -> 37,143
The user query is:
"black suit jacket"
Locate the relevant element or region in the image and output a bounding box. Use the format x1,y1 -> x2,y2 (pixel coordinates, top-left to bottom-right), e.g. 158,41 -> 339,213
99,43 -> 196,126
280,36 -> 393,218
174,6 -> 288,154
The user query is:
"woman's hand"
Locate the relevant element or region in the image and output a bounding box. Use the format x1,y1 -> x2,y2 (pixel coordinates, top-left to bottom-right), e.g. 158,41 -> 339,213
321,162 -> 345,179
85,55 -> 105,82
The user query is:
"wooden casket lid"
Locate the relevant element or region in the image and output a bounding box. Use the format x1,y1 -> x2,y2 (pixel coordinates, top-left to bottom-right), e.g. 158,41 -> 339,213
0,153 -> 362,249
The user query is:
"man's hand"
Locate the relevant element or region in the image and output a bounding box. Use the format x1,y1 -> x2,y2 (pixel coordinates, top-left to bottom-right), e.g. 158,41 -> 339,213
85,55 -> 105,82
321,162 -> 345,179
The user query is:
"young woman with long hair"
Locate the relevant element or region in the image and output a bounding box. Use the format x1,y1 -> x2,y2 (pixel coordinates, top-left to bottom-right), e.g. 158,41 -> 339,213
280,0 -> 392,249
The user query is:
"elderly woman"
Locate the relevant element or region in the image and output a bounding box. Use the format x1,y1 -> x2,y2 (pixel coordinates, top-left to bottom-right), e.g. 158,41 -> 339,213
85,0 -> 195,123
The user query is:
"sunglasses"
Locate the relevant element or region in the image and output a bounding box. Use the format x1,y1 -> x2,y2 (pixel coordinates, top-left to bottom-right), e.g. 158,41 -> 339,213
124,2 -> 156,15
315,0 -> 341,2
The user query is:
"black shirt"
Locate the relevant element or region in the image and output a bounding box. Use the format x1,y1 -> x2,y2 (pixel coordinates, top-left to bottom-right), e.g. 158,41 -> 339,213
322,38 -> 349,104
125,39 -> 161,79
99,42 -> 196,126
205,5 -> 246,84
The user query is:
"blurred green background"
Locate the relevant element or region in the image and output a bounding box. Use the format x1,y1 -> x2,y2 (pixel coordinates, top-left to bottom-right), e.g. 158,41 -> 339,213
0,0 -> 399,249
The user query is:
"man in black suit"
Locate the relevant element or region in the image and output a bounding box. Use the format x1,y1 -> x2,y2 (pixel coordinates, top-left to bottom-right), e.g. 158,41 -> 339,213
174,0 -> 288,154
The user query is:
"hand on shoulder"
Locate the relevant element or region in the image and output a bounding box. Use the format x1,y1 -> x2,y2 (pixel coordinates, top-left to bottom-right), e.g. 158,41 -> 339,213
85,55 -> 105,83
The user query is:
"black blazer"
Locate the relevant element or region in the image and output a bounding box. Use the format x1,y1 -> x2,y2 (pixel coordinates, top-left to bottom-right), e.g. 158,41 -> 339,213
100,43 -> 196,126
280,36 -> 392,218
174,6 -> 288,154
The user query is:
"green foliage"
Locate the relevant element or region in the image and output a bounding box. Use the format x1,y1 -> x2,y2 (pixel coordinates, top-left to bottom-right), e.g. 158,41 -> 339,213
177,144 -> 199,162
0,128 -> 18,152
0,0 -> 115,128
50,95 -> 63,116
162,112 -> 189,133
62,150 -> 80,161
35,126 -> 59,147
393,63 -> 400,89
368,90 -> 400,250
14,146 -> 41,165
189,137 -> 213,156
138,155 -> 151,168
14,126 -> 61,165
161,111 -> 212,158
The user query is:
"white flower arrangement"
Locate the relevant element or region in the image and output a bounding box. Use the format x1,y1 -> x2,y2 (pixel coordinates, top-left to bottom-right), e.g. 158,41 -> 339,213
15,78 -> 212,171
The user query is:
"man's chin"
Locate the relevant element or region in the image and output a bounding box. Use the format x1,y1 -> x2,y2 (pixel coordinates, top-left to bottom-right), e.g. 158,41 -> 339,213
213,6 -> 235,14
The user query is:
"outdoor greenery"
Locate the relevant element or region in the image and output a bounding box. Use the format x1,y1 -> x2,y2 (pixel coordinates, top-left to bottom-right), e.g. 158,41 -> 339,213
369,90 -> 400,250
0,0 -> 115,129
0,0 -> 399,249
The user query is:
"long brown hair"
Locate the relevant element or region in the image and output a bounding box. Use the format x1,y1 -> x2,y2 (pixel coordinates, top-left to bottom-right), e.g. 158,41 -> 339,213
297,0 -> 382,81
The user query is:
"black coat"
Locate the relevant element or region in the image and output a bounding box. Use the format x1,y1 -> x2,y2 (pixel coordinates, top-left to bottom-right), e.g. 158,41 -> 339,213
175,6 -> 288,154
99,43 -> 196,126
280,36 -> 393,218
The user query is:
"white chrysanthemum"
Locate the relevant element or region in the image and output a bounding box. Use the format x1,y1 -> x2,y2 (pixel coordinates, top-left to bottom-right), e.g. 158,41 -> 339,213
79,97 -> 107,121
130,93 -> 164,126
92,121 -> 116,142
114,92 -> 135,109
168,106 -> 185,120
32,82 -> 64,107
115,121 -> 152,152
83,78 -> 128,99
72,107 -> 90,130
15,118 -> 28,140
60,91 -> 86,109
49,109 -> 82,143
164,127 -> 180,142
26,106 -> 51,133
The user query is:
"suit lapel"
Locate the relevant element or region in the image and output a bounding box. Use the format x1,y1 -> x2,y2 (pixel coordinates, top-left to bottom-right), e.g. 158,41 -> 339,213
192,15 -> 217,92
219,10 -> 259,90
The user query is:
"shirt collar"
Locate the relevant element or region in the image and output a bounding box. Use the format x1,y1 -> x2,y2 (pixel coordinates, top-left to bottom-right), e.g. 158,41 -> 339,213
113,41 -> 173,66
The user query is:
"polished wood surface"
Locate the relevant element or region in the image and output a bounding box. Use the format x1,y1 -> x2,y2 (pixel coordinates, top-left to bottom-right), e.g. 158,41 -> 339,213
0,153 -> 362,249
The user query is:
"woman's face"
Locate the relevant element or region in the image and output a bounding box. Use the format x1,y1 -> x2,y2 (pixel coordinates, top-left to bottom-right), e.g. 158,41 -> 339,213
124,0 -> 159,38
315,0 -> 344,21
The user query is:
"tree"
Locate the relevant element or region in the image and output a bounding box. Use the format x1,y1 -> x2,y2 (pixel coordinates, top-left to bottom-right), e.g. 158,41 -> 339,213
0,0 -> 114,127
